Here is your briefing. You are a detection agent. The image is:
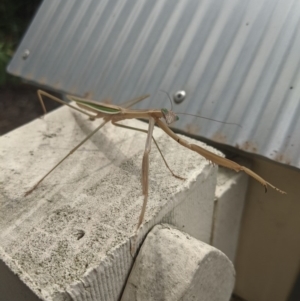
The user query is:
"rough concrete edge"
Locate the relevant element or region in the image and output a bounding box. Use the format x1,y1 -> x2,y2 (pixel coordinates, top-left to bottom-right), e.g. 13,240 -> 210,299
0,246 -> 44,300
60,163 -> 217,301
134,162 -> 217,246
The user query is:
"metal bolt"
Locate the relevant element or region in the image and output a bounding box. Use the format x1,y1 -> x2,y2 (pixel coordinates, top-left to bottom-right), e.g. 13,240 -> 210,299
173,90 -> 186,104
22,49 -> 30,60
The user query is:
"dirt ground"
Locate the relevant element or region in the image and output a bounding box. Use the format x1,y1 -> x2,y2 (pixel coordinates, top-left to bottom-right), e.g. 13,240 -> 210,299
0,84 -> 61,135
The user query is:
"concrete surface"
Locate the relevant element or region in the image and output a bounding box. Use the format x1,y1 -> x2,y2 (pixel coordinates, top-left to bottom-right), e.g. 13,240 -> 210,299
0,103 -> 222,300
121,224 -> 235,301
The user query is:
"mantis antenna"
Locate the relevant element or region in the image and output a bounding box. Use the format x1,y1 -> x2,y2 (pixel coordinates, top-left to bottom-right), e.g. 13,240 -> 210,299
159,90 -> 242,128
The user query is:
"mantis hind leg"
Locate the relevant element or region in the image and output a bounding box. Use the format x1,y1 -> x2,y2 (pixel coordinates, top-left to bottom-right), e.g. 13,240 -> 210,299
37,90 -> 97,118
25,120 -> 108,196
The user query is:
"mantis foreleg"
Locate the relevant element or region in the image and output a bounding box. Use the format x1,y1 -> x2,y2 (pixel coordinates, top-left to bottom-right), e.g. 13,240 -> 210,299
156,119 -> 286,194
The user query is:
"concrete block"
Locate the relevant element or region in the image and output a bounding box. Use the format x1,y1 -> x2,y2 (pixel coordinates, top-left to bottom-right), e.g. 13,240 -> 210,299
121,224 -> 235,301
212,162 -> 249,262
0,104 -> 222,301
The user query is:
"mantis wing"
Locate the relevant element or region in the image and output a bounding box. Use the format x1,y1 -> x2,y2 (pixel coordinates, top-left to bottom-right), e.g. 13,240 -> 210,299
67,94 -> 150,114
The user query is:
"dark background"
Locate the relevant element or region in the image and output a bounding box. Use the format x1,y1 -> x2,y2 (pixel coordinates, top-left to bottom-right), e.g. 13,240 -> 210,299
0,0 -> 60,135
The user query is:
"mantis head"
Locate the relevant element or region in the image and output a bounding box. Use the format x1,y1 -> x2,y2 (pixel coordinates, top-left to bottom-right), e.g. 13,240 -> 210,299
161,108 -> 179,125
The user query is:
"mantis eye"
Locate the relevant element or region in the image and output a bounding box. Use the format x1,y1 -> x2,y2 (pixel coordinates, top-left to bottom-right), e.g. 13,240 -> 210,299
161,108 -> 169,120
161,108 -> 169,115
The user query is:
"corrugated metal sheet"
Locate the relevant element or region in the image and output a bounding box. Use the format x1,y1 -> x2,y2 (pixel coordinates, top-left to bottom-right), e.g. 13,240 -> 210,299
7,0 -> 300,169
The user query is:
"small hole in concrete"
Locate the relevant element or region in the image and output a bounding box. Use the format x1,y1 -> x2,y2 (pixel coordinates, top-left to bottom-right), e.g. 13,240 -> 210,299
75,229 -> 85,240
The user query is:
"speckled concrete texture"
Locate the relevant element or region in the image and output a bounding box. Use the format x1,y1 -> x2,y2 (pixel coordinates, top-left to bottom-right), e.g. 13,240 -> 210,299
0,104 -> 222,300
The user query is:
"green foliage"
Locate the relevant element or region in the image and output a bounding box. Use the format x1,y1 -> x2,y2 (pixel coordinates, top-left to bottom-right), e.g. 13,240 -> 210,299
0,0 -> 41,86
0,41 -> 14,85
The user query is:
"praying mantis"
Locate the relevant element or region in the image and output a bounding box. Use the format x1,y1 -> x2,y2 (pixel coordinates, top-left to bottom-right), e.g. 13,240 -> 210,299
25,90 -> 286,229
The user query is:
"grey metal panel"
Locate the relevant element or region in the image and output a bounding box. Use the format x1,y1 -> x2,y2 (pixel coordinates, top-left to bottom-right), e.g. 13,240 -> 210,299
7,0 -> 300,169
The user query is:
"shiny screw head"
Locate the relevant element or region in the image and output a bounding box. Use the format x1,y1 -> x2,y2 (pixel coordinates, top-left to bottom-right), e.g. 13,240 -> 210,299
173,90 -> 186,104
22,49 -> 30,60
